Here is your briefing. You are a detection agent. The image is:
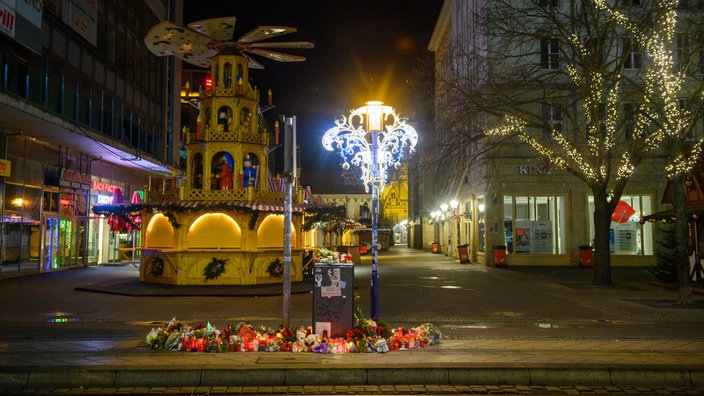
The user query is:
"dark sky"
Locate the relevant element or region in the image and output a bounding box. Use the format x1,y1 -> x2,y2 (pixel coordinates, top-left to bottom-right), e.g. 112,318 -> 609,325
182,0 -> 443,173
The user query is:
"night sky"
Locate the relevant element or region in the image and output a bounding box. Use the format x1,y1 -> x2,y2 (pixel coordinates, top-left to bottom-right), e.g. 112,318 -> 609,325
183,0 -> 443,174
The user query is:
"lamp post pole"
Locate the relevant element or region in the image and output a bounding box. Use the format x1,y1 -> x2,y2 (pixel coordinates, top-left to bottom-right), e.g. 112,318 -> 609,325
370,130 -> 380,319
281,115 -> 294,328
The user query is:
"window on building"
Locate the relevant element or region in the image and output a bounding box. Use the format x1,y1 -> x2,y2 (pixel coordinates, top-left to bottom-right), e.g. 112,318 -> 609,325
700,33 -> 704,75
541,103 -> 563,140
675,32 -> 703,75
623,102 -> 638,141
477,196 -> 485,253
586,103 -> 606,142
540,37 -> 559,69
677,0 -> 704,8
463,200 -> 472,246
588,195 -> 653,255
583,35 -> 604,70
503,195 -> 567,254
678,98 -> 703,141
623,37 -> 642,69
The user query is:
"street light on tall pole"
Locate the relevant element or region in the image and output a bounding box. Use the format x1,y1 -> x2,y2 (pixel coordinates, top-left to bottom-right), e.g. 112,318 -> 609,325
322,101 -> 418,319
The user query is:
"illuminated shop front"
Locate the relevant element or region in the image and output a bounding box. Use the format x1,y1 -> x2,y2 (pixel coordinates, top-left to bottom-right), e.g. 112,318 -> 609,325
0,151 -> 89,272
423,155 -> 664,267
90,181 -> 142,265
0,135 -> 155,274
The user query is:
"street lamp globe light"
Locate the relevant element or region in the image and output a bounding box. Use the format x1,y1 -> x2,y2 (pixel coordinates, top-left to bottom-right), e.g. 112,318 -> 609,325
322,100 -> 418,319
450,200 -> 459,210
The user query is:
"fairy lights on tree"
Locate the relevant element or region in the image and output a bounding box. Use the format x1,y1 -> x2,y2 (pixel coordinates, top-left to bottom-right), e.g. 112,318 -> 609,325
482,0 -> 701,286
595,0 -> 704,303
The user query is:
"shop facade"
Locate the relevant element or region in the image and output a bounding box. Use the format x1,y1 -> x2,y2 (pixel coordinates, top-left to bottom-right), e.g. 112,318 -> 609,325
0,1 -> 180,274
0,135 -> 155,273
410,156 -> 667,267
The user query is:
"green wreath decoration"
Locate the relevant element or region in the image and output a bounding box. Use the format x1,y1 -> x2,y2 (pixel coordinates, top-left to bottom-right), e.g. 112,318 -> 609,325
203,257 -> 229,282
148,256 -> 165,277
267,258 -> 284,278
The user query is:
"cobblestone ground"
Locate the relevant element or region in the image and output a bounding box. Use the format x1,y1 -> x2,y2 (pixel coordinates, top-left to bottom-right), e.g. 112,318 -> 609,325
2,385 -> 704,395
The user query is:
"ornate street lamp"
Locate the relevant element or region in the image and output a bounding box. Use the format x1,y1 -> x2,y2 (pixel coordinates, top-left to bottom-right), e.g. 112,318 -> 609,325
322,101 -> 418,318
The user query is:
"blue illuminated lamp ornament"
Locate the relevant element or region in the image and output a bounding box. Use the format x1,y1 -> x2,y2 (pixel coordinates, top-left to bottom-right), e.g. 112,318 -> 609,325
322,100 -> 418,319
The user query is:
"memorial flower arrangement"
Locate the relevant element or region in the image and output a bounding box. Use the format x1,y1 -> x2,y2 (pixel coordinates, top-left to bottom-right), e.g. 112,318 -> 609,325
146,318 -> 440,353
315,248 -> 353,263
145,295 -> 441,353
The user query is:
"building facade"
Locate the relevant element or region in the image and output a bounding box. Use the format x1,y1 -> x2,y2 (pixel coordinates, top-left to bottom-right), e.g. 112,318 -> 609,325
412,0 -> 703,266
0,0 -> 182,273
301,169 -> 410,248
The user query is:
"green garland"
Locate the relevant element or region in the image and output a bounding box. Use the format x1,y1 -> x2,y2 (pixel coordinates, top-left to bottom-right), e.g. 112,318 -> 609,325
147,256 -> 165,277
163,211 -> 181,229
267,258 -> 284,278
302,205 -> 348,231
203,257 -> 228,282
249,211 -> 260,231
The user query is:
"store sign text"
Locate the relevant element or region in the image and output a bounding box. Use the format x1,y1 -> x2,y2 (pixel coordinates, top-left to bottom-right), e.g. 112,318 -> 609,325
0,2 -> 15,38
17,0 -> 43,29
519,164 -> 552,175
92,181 -> 118,194
0,158 -> 10,177
60,169 -> 91,190
96,194 -> 113,204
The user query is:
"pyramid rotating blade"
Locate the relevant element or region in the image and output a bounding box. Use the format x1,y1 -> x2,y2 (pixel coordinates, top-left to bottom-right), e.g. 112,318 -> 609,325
145,20 -> 213,56
247,48 -> 306,62
187,16 -> 237,41
242,52 -> 266,69
249,41 -> 315,50
238,26 -> 297,43
175,49 -> 219,68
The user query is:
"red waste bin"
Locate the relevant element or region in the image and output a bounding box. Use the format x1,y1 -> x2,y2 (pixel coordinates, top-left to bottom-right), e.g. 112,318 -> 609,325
579,245 -> 593,267
431,242 -> 439,253
457,245 -> 469,263
493,245 -> 507,267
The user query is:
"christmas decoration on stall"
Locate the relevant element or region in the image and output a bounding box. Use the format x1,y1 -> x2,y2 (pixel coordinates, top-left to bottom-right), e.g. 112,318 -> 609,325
203,257 -> 228,282
147,256 -> 166,277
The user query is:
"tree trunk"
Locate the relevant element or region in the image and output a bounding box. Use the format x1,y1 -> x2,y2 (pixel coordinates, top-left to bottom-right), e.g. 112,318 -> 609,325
671,174 -> 693,305
591,187 -> 614,286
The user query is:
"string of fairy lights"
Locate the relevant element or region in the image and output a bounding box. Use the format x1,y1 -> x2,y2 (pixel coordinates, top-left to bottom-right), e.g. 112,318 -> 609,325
487,0 -> 702,186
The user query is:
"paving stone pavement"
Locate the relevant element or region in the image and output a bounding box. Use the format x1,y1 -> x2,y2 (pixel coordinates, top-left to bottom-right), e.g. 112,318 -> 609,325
2,384 -> 704,395
2,247 -> 704,395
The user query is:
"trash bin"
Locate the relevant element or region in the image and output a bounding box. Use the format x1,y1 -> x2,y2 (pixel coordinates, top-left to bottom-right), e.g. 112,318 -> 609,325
579,245 -> 593,267
431,242 -> 439,253
457,244 -> 469,263
493,245 -> 507,267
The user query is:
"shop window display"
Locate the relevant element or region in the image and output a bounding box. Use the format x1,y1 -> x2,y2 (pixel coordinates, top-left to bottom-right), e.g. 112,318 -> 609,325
503,195 -> 567,254
588,195 -> 653,255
